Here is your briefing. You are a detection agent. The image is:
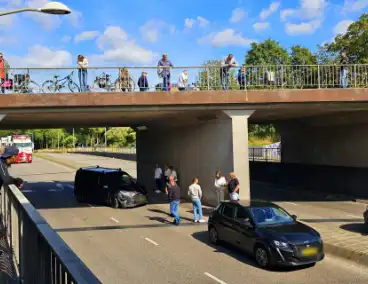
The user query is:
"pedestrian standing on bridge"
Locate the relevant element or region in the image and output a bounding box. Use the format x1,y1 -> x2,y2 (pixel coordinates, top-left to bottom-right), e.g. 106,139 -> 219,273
339,51 -> 348,89
77,55 -> 88,92
0,146 -> 24,190
0,53 -> 10,94
138,72 -> 149,92
166,176 -> 181,225
157,53 -> 173,91
221,54 -> 238,90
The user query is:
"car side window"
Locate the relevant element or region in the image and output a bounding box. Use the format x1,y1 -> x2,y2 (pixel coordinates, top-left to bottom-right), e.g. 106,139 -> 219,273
235,206 -> 250,222
121,174 -> 132,186
222,204 -> 235,219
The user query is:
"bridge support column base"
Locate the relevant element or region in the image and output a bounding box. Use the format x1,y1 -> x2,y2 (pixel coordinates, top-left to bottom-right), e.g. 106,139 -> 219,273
136,109 -> 255,206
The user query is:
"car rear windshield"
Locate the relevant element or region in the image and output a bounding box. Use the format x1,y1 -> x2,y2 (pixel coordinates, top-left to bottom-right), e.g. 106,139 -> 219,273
249,207 -> 294,226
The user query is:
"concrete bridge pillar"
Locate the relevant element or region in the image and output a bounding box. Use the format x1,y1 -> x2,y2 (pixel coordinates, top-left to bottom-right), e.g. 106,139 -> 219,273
136,109 -> 255,206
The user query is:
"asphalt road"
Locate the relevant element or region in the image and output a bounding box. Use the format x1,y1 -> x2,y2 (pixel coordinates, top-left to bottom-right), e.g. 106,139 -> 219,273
8,155 -> 368,284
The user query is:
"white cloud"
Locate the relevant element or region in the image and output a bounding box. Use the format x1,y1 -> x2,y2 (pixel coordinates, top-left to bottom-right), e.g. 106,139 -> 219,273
184,16 -> 210,29
253,22 -> 270,32
260,2 -> 280,20
285,20 -> 321,35
197,16 -> 210,27
333,20 -> 354,35
140,19 -> 174,43
94,26 -> 158,65
281,0 -> 326,21
25,0 -> 61,30
66,9 -> 83,27
230,8 -> 246,23
74,31 -> 100,43
198,29 -> 257,48
343,0 -> 368,12
61,35 -> 71,43
184,18 -> 196,29
7,45 -> 72,68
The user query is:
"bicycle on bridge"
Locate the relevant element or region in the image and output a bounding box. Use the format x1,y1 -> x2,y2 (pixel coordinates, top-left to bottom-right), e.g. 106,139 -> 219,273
42,70 -> 80,93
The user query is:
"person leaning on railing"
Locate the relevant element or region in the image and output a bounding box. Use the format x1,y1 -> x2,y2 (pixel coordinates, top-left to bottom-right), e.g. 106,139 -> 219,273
0,146 -> 24,190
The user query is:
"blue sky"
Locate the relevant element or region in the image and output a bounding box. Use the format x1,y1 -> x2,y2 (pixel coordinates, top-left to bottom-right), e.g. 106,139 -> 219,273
0,0 -> 367,69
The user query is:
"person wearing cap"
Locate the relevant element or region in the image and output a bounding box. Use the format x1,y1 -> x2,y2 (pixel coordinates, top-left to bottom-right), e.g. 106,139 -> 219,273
0,146 -> 24,190
138,72 -> 149,92
157,53 -> 173,91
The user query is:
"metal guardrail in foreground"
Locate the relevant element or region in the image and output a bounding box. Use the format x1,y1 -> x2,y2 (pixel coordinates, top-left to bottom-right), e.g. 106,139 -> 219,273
0,184 -> 101,284
1,64 -> 368,94
249,147 -> 281,162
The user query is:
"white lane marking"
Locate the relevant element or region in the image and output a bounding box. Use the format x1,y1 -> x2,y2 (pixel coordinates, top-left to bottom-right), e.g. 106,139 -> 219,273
22,190 -> 33,193
56,183 -> 64,189
110,217 -> 119,223
347,214 -> 362,218
144,237 -> 159,246
88,204 -> 94,208
66,185 -> 74,189
286,202 -> 298,206
204,272 -> 228,284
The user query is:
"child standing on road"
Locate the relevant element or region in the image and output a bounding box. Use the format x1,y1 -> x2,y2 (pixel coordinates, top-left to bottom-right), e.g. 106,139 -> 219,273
188,177 -> 206,223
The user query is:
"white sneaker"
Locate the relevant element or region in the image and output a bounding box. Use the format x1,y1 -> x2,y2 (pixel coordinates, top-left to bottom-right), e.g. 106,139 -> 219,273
155,190 -> 161,193
199,219 -> 206,223
194,220 -> 198,223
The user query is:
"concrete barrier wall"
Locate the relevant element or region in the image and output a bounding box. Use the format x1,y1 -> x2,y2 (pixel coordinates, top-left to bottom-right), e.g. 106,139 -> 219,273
250,161 -> 368,198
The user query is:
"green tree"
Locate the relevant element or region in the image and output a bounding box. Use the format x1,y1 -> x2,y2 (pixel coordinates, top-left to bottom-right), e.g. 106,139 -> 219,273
290,45 -> 317,65
327,13 -> 368,63
196,59 -> 238,90
245,39 -> 290,65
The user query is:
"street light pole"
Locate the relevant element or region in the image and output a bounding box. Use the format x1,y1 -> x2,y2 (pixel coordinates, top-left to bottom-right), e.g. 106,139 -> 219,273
0,2 -> 71,17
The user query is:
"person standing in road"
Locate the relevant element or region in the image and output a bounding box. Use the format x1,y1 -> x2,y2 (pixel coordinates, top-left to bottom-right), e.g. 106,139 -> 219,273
228,172 -> 240,201
214,170 -> 227,204
154,164 -> 163,193
166,176 -> 181,225
138,72 -> 149,92
77,55 -> 88,92
157,53 -> 173,91
188,177 -> 206,223
0,53 -> 10,94
0,146 -> 24,190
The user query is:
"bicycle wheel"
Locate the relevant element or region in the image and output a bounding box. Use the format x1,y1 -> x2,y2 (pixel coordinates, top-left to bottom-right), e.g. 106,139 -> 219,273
18,80 -> 41,94
42,80 -> 57,93
68,81 -> 80,92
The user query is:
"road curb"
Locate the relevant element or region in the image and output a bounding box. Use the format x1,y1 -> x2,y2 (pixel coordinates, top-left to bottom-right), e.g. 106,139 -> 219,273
323,242 -> 368,266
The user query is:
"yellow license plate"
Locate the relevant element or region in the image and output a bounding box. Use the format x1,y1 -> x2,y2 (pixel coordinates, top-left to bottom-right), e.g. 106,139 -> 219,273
301,247 -> 318,256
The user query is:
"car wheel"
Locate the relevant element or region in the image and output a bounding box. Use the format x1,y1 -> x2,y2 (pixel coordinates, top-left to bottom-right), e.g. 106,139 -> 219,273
110,196 -> 119,209
255,245 -> 271,269
209,226 -> 220,245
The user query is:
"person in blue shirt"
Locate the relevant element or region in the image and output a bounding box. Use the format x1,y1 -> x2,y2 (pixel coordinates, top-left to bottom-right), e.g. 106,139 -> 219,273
138,72 -> 149,92
157,53 -> 173,91
238,66 -> 246,90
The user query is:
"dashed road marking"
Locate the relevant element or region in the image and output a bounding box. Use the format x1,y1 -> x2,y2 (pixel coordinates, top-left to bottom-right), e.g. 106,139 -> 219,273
22,190 -> 33,193
204,272 -> 228,284
144,237 -> 159,246
110,217 -> 119,223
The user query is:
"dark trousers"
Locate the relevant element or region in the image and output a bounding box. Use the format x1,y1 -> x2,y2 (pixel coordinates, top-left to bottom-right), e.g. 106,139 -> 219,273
155,178 -> 161,191
163,73 -> 171,91
0,79 -> 4,93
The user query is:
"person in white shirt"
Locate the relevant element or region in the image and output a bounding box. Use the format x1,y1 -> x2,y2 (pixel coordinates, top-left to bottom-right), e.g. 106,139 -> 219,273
214,170 -> 227,205
188,177 -> 206,223
77,55 -> 88,92
154,164 -> 163,193
221,54 -> 238,90
169,166 -> 178,184
164,164 -> 171,185
178,70 -> 188,91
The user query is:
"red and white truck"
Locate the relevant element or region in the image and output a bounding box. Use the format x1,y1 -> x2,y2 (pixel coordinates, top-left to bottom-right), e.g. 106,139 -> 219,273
1,135 -> 33,163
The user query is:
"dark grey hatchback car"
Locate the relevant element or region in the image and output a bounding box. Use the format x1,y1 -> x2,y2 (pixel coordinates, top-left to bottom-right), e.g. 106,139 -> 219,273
208,201 -> 324,269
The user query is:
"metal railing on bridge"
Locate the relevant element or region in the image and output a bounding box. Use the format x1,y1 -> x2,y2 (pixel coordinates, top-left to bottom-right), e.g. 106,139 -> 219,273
1,64 -> 368,94
249,147 -> 281,162
0,183 -> 101,284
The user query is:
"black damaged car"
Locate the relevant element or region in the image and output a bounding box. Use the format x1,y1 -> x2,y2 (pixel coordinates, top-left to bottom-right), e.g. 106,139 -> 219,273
208,201 -> 324,269
74,166 -> 148,208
